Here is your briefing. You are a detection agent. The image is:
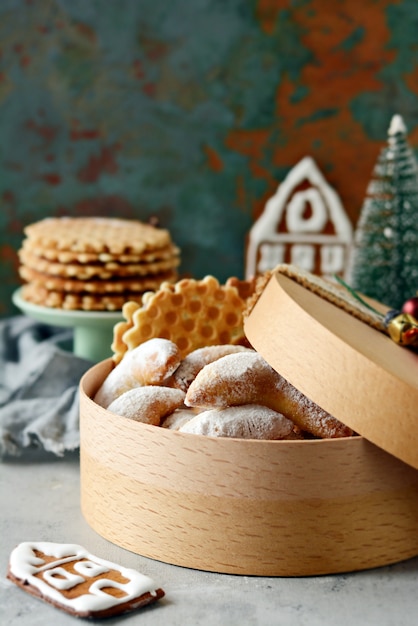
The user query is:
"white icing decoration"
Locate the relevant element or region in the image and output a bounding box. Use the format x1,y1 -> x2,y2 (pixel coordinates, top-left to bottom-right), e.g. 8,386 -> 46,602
9,542 -> 159,614
258,243 -> 284,273
43,567 -> 84,590
286,188 -> 327,233
90,578 -> 131,596
320,244 -> 345,274
246,156 -> 352,279
73,560 -> 109,578
290,244 -> 315,271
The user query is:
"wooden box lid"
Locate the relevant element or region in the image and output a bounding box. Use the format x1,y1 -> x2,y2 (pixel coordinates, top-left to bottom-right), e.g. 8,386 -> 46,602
244,270 -> 418,470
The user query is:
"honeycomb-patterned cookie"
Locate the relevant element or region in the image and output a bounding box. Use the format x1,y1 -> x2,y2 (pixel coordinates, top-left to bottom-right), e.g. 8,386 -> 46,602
111,301 -> 142,359
112,276 -> 254,362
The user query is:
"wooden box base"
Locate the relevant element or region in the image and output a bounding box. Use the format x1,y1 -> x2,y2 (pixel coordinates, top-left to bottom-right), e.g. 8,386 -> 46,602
80,360 -> 418,576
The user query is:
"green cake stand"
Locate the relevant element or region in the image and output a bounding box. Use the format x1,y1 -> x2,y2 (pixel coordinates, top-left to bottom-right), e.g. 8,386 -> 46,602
12,288 -> 123,363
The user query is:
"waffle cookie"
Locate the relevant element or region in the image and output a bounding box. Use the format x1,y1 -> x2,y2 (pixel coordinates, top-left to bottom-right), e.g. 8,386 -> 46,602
7,541 -> 164,619
19,247 -> 180,279
111,275 -> 255,363
18,217 -> 180,311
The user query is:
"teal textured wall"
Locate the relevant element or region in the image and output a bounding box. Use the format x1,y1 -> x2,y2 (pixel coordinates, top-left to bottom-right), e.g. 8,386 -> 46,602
1,0 -> 418,316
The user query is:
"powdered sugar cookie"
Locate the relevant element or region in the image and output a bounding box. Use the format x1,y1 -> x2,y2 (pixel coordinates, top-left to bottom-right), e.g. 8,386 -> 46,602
185,351 -> 352,439
107,386 -> 185,424
179,405 -> 294,439
94,338 -> 181,408
160,408 -> 200,430
170,344 -> 254,391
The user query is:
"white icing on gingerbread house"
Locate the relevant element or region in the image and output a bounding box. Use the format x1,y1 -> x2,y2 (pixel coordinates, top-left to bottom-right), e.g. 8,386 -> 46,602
246,156 -> 352,278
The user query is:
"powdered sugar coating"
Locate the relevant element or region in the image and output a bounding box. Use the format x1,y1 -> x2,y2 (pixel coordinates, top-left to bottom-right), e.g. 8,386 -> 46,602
185,352 -> 275,409
179,405 -> 293,439
161,408 -> 202,430
171,344 -> 253,391
107,386 -> 185,425
94,338 -> 181,408
185,352 -> 352,439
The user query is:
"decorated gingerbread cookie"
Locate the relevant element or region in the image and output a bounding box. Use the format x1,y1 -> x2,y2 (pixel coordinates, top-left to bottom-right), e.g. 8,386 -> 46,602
7,542 -> 164,619
246,156 -> 352,279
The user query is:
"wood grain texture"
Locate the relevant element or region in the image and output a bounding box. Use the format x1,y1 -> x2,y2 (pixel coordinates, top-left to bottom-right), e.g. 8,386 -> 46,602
244,272 -> 418,470
80,360 -> 418,576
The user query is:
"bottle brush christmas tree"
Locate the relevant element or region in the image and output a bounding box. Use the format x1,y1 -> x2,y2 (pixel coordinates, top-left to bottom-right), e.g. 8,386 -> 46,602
347,114 -> 418,309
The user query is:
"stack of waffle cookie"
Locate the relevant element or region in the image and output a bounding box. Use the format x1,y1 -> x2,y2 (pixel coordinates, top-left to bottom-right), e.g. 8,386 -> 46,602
18,216 -> 180,311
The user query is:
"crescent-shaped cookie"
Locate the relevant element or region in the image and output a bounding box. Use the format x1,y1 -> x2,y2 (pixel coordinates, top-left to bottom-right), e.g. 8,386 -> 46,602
94,338 -> 181,408
160,408 -> 201,430
178,405 -> 294,439
170,344 -> 253,392
185,352 -> 352,439
107,386 -> 185,425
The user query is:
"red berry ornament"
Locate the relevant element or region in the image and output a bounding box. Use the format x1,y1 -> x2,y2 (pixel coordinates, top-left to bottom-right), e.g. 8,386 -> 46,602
401,296 -> 418,320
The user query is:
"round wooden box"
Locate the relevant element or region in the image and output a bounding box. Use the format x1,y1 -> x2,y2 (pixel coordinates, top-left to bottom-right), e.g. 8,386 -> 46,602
80,269 -> 418,576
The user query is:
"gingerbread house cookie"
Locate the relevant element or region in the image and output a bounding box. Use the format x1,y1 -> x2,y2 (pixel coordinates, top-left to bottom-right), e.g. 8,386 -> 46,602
246,156 -> 352,279
7,541 -> 164,618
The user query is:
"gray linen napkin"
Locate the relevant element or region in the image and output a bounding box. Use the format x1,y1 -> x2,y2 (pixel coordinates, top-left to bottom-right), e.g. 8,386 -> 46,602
0,316 -> 92,458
